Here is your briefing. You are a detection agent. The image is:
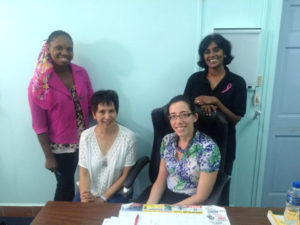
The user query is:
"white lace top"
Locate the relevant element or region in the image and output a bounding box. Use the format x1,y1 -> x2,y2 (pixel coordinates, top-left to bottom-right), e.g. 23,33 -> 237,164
78,124 -> 136,197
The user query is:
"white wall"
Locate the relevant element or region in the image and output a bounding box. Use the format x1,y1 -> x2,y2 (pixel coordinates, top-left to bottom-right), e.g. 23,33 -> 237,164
0,0 -> 282,206
0,0 -> 200,204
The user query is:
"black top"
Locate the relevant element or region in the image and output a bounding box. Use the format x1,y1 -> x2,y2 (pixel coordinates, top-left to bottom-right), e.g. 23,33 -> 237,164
184,68 -> 247,162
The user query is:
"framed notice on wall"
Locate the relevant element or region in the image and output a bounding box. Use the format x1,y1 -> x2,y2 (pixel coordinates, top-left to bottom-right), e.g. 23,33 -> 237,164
213,28 -> 262,88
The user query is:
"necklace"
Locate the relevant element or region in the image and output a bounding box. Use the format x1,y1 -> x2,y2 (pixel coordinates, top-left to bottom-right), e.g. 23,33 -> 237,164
176,146 -> 186,154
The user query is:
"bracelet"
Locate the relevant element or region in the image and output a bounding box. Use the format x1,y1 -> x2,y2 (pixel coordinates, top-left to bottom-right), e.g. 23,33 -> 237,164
100,195 -> 107,202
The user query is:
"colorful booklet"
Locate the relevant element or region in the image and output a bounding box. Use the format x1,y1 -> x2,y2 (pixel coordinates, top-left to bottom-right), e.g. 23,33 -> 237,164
104,203 -> 231,225
120,203 -> 203,214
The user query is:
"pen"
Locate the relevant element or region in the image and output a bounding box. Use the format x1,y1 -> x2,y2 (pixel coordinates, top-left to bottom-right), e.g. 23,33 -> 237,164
134,214 -> 139,225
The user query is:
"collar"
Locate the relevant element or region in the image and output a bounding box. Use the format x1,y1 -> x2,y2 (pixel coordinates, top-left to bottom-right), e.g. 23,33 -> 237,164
48,63 -> 85,97
172,131 -> 199,149
199,66 -> 234,85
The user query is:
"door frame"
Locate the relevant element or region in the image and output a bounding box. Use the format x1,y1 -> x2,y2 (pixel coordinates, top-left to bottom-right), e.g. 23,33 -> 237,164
252,0 -> 284,207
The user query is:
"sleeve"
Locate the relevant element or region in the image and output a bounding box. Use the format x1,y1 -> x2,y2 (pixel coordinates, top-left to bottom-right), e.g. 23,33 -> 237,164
28,84 -> 49,134
78,131 -> 88,169
125,133 -> 137,167
232,77 -> 247,116
198,139 -> 221,173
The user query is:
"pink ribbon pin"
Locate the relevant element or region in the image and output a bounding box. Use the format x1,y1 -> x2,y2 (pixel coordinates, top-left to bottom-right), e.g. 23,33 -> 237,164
221,83 -> 232,93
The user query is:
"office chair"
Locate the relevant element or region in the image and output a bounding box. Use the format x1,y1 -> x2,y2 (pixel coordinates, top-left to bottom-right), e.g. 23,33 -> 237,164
122,104 -> 230,205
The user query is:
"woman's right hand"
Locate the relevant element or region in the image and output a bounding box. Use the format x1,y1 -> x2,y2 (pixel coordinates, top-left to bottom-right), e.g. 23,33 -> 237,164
80,191 -> 96,203
45,155 -> 58,172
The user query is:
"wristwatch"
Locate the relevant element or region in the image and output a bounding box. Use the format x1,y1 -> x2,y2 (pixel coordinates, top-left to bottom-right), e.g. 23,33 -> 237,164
100,195 -> 107,202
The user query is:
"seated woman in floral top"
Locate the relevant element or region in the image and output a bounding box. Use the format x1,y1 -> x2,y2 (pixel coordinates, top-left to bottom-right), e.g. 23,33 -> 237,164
146,95 -> 220,205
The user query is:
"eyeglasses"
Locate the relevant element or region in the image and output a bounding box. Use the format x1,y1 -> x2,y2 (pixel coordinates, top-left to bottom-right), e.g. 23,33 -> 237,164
168,112 -> 193,121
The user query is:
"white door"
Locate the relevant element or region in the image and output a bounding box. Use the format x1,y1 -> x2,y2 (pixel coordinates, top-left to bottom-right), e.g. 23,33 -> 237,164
261,0 -> 300,207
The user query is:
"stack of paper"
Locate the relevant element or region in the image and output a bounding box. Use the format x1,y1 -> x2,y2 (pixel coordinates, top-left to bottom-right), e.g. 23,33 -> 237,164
102,203 -> 231,225
267,210 -> 300,225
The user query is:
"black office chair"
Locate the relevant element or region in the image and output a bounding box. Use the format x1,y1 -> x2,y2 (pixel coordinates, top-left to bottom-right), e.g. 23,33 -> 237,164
121,104 -> 230,205
117,156 -> 150,199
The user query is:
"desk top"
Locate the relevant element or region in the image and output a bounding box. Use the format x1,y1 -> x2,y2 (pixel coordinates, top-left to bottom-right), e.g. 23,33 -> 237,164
31,201 -> 278,225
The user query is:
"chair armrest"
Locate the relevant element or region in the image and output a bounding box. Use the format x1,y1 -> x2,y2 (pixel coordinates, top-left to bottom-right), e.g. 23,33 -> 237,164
118,156 -> 150,198
204,173 -> 231,205
123,156 -> 150,188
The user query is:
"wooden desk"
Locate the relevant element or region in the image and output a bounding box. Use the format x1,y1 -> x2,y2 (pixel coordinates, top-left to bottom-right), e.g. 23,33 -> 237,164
31,201 -> 277,225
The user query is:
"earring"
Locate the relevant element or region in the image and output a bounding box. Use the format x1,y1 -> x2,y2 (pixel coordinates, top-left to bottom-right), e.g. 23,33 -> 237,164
224,55 -> 227,58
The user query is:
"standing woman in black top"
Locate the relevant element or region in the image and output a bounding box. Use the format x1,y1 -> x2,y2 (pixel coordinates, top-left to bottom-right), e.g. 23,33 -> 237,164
184,33 -> 247,176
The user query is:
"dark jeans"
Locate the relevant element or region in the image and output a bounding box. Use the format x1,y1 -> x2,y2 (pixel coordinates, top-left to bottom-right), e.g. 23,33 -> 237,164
53,151 -> 78,201
73,192 -> 129,203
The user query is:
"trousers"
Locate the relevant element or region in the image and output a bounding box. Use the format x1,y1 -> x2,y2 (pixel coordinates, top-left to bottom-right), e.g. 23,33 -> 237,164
53,151 -> 78,201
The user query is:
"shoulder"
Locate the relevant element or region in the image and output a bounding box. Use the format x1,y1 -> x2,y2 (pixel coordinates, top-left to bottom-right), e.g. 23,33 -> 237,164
195,131 -> 217,148
227,70 -> 246,87
80,125 -> 96,141
162,132 -> 176,144
161,133 -> 176,156
70,63 -> 89,77
118,124 -> 136,142
70,63 -> 86,72
187,71 -> 205,82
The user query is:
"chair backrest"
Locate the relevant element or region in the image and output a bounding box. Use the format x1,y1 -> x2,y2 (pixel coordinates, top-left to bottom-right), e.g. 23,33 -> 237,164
149,104 -> 229,184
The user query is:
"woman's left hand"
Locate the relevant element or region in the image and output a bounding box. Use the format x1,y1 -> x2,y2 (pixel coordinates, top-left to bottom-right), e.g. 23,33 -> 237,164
96,197 -> 105,203
200,104 -> 217,116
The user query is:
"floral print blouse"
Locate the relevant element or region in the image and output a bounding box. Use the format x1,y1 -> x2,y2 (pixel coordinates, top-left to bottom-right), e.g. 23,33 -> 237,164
50,87 -> 85,154
160,131 -> 220,196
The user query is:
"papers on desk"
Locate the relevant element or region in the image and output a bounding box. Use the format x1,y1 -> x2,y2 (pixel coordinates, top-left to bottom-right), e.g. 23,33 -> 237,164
267,210 -> 300,225
102,203 -> 231,225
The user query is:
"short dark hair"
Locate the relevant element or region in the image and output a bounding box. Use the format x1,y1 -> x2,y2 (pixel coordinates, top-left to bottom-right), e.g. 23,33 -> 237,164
91,90 -> 119,114
167,95 -> 195,115
47,30 -> 73,45
197,33 -> 234,69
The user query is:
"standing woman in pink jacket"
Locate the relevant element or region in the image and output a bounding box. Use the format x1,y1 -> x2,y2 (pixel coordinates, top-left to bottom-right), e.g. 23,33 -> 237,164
28,30 -> 94,201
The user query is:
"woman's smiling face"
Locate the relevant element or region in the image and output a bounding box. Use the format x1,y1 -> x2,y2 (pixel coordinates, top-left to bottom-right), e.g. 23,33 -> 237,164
93,103 -> 117,128
169,101 -> 197,138
48,35 -> 73,67
203,41 -> 225,69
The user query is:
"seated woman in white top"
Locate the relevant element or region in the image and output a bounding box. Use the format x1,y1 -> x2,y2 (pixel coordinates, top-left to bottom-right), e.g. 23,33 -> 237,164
76,90 -> 136,203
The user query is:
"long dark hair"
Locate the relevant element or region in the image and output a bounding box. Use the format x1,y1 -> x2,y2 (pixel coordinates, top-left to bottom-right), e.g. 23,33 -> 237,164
198,33 -> 233,69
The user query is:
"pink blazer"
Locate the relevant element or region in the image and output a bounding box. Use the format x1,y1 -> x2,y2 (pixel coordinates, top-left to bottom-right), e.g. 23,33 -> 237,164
28,63 -> 94,144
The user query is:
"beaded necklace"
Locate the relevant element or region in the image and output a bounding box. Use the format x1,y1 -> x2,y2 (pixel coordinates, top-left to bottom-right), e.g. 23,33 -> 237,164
176,146 -> 186,154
